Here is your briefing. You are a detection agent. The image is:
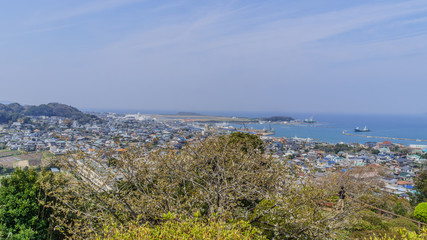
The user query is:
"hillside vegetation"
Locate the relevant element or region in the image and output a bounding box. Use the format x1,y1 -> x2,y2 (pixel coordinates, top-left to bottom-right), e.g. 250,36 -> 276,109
0,102 -> 100,124
260,116 -> 294,122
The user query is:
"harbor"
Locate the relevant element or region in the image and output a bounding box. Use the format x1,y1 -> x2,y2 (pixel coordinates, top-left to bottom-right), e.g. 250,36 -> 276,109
342,130 -> 427,142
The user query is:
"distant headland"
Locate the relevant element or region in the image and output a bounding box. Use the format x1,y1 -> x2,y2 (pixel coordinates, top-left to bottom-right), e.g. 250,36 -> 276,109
260,116 -> 294,122
0,102 -> 100,124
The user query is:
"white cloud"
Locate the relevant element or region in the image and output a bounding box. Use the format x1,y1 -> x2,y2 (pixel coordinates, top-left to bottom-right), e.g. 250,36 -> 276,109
95,0 -> 427,57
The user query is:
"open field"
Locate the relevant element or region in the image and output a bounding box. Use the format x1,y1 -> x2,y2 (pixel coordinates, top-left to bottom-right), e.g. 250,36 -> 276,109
43,152 -> 55,158
0,150 -> 21,158
0,152 -> 44,168
148,114 -> 256,123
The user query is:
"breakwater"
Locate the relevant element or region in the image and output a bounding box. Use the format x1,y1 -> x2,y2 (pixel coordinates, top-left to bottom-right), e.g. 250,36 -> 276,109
342,130 -> 427,142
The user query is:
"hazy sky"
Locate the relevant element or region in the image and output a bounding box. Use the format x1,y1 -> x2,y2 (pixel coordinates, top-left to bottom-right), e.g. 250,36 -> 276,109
1,0 -> 427,114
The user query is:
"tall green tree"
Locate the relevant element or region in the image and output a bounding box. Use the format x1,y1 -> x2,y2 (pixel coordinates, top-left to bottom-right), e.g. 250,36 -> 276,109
0,169 -> 58,239
411,170 -> 427,205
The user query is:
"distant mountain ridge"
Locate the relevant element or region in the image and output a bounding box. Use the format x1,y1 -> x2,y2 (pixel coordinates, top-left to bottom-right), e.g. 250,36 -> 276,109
0,102 -> 100,124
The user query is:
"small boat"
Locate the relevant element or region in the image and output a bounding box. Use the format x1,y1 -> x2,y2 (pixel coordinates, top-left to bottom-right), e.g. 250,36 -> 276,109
354,126 -> 370,132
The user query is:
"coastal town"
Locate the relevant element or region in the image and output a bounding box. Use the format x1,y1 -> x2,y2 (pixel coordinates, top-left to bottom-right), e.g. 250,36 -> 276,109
3,1 -> 427,238
0,111 -> 426,200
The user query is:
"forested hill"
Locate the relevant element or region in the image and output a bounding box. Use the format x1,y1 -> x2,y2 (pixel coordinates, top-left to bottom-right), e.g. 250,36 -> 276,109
260,116 -> 294,122
0,102 -> 100,124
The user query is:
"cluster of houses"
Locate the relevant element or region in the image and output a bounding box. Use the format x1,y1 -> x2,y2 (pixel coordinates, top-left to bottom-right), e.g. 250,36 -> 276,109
0,113 -> 206,157
262,137 -> 427,198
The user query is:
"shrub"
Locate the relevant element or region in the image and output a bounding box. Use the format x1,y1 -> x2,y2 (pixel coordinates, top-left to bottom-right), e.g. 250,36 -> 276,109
366,227 -> 427,240
414,202 -> 427,223
388,218 -> 418,233
93,216 -> 266,240
352,220 -> 374,231
351,210 -> 390,231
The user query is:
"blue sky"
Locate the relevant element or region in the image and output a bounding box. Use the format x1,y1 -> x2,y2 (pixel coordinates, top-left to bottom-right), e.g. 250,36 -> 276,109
1,0 -> 427,114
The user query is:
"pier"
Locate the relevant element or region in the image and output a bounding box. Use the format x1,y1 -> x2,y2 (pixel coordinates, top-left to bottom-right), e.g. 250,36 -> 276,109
342,130 -> 427,142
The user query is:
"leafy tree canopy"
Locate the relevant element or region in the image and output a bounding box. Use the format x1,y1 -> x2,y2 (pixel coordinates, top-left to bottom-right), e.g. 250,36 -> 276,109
0,169 -> 51,239
411,170 -> 427,205
415,202 -> 427,223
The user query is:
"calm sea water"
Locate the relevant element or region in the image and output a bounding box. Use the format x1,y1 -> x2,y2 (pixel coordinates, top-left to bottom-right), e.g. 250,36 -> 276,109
226,113 -> 427,146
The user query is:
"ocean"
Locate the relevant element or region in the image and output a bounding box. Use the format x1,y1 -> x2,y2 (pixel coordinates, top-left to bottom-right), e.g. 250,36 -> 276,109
227,113 -> 427,146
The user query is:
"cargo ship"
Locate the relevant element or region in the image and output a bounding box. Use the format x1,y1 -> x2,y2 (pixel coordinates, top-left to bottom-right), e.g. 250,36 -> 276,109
303,117 -> 316,123
354,126 -> 370,132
